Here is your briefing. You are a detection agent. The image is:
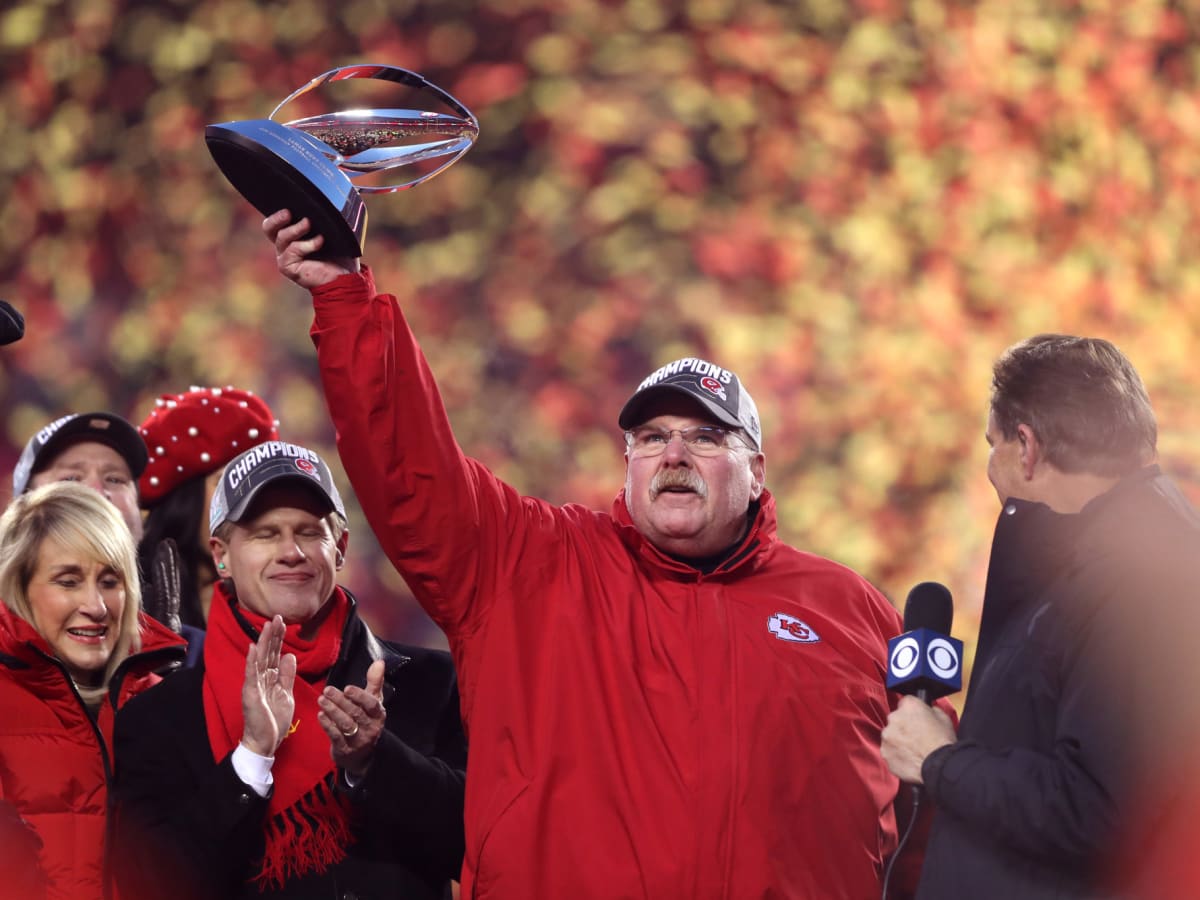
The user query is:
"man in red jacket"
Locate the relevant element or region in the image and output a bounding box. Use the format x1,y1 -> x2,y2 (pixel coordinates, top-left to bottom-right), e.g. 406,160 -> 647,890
262,209 -> 919,899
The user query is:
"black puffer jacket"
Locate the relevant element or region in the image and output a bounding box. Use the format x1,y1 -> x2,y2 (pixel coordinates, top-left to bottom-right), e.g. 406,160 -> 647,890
915,466 -> 1200,900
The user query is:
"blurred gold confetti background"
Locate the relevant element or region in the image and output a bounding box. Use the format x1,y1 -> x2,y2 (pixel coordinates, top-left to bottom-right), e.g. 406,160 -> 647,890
3,0 -> 1199,689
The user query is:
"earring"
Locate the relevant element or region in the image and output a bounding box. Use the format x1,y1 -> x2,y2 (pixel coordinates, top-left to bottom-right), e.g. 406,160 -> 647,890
217,562 -> 226,570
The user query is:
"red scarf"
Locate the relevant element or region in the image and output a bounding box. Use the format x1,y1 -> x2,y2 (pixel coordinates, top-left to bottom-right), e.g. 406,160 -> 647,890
202,581 -> 354,890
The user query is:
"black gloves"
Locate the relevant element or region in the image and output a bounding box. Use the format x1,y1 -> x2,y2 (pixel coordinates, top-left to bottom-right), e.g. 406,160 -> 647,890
144,538 -> 184,635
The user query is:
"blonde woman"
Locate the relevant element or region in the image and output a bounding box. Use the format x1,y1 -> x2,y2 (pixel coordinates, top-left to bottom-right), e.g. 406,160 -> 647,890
0,481 -> 186,900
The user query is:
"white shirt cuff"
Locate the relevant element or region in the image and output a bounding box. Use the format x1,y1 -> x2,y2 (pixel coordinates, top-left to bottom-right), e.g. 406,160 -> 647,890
232,743 -> 274,798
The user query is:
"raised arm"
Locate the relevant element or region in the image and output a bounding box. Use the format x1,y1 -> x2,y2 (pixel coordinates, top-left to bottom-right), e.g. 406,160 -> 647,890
264,210 -> 558,643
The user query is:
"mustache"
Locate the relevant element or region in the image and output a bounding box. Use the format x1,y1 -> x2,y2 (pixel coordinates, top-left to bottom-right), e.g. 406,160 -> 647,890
650,468 -> 708,500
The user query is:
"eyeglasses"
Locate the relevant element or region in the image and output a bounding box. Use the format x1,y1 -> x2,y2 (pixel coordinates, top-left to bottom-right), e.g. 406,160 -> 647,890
623,425 -> 748,458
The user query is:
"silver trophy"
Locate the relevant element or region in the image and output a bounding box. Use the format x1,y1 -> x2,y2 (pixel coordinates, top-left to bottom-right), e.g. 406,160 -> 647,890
205,64 -> 479,257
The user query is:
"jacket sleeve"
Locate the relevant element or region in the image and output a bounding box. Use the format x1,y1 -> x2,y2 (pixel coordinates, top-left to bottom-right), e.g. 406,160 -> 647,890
884,695 -> 959,900
919,599 -> 1130,865
336,647 -> 468,882
308,269 -> 559,643
342,731 -> 466,880
111,683 -> 269,900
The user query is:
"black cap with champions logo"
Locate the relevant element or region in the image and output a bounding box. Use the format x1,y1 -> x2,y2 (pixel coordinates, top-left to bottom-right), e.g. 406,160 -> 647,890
618,357 -> 762,450
209,440 -> 346,532
13,413 -> 148,496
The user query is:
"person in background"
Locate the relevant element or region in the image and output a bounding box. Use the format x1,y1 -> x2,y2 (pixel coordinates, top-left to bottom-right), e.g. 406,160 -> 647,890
112,440 -> 467,900
137,385 -> 280,629
0,481 -> 186,899
881,334 -> 1200,899
14,411 -> 148,541
13,410 -> 202,657
261,209 -> 926,899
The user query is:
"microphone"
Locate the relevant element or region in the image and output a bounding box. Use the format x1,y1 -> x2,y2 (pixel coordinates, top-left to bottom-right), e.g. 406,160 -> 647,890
0,301 -> 25,346
881,582 -> 963,900
886,581 -> 963,703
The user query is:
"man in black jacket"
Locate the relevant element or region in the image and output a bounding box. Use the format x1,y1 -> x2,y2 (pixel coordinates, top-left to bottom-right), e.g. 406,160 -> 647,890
112,440 -> 466,899
881,334 -> 1200,899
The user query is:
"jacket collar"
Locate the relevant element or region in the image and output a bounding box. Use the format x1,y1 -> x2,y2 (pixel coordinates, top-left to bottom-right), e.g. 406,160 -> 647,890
974,496 -> 1079,667
1077,464 -> 1161,519
0,603 -> 54,670
975,465 -> 1174,667
112,613 -> 188,701
609,488 -> 778,577
0,603 -> 186,703
325,586 -> 411,702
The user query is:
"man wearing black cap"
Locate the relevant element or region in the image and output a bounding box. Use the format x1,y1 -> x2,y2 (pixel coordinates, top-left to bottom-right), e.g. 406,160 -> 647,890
262,211 -> 918,899
617,358 -> 766,565
111,440 -> 466,900
13,412 -> 149,540
12,412 -> 211,663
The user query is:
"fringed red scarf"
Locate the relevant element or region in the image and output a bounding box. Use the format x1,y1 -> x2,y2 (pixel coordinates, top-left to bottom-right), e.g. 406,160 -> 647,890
203,581 -> 354,891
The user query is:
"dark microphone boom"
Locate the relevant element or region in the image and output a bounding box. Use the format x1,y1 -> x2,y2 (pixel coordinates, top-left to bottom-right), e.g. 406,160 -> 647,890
887,581 -> 962,704
0,301 -> 25,346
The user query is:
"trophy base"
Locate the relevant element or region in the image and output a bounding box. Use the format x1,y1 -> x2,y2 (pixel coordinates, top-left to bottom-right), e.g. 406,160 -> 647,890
205,120 -> 367,259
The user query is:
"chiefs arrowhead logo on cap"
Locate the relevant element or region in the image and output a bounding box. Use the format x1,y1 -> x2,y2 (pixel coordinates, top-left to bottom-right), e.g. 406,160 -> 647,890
699,376 -> 728,401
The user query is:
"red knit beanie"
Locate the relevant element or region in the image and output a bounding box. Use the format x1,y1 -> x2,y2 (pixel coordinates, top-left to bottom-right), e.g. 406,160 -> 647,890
138,386 -> 280,507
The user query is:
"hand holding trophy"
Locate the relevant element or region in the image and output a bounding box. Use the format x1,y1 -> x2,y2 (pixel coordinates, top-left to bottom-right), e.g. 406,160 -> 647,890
206,64 -> 478,257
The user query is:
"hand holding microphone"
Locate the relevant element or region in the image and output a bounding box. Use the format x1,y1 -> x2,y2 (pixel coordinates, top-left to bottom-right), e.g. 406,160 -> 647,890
880,584 -> 963,900
883,698 -> 957,785
881,582 -> 962,785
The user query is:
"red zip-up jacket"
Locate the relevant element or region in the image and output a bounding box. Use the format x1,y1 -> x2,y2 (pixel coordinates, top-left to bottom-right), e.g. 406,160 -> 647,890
311,268 -> 912,899
0,605 -> 186,899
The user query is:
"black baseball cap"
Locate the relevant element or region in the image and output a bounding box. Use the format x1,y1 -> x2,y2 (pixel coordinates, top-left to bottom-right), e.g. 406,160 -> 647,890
618,357 -> 762,450
13,412 -> 149,495
210,440 -> 346,532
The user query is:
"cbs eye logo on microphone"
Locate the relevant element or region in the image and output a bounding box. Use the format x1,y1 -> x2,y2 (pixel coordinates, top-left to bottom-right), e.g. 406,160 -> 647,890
886,628 -> 963,701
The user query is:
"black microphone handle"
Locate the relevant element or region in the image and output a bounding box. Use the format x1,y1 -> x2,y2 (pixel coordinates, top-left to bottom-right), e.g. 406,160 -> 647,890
910,688 -> 932,800
910,685 -> 929,780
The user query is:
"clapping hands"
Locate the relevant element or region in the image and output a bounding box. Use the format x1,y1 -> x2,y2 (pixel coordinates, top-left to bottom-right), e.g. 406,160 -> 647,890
239,615 -> 297,757
317,659 -> 387,779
